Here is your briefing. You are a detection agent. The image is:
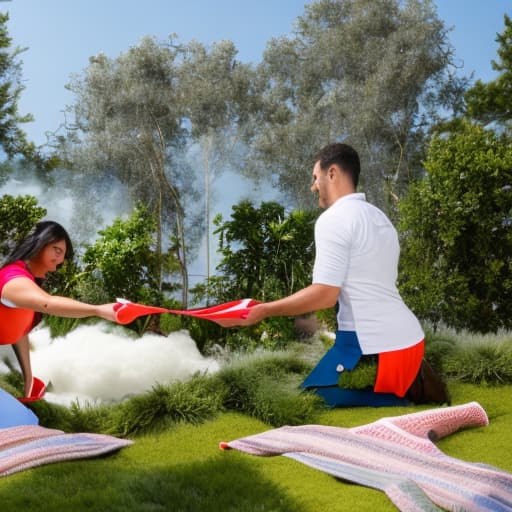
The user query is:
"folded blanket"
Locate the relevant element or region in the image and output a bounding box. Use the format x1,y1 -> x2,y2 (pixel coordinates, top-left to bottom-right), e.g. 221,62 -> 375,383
220,402 -> 512,512
0,424 -> 133,476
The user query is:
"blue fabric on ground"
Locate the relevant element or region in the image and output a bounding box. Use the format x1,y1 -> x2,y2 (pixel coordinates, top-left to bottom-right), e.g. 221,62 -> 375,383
0,388 -> 38,428
310,385 -> 411,408
301,330 -> 362,389
300,330 -> 411,407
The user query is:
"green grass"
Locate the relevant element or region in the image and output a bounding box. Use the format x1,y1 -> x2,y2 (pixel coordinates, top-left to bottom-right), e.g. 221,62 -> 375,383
1,382 -> 511,512
2,329 -> 512,511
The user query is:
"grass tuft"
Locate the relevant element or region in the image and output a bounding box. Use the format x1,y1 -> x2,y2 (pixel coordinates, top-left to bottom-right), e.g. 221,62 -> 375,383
108,374 -> 227,436
425,325 -> 512,385
442,341 -> 512,385
215,351 -> 320,426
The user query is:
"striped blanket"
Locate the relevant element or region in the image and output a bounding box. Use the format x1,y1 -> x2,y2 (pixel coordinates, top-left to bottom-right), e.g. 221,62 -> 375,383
0,424 -> 133,476
220,402 -> 512,511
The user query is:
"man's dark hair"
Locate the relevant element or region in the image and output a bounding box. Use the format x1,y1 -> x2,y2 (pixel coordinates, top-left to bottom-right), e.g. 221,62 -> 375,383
2,220 -> 74,268
316,143 -> 360,188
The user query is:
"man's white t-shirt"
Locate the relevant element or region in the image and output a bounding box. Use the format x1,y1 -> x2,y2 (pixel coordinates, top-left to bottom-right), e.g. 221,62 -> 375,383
312,193 -> 424,354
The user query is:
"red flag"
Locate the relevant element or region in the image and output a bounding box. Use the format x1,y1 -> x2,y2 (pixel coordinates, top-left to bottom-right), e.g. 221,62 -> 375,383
114,298 -> 259,325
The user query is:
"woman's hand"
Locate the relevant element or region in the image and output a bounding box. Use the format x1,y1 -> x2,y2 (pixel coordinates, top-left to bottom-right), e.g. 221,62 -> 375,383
95,303 -> 119,322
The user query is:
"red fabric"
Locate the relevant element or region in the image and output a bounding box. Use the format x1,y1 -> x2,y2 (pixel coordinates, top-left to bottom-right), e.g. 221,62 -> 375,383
374,339 -> 424,397
0,261 -> 36,344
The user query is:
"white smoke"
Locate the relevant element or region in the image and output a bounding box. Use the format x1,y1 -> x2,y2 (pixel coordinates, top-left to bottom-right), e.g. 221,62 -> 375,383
0,168 -> 133,246
0,175 -> 75,228
1,323 -> 220,406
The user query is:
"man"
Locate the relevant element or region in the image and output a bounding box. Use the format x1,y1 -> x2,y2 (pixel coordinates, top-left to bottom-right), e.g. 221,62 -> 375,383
216,143 -> 446,407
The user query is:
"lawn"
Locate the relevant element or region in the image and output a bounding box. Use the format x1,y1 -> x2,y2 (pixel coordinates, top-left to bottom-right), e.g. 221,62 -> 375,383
0,381 -> 510,512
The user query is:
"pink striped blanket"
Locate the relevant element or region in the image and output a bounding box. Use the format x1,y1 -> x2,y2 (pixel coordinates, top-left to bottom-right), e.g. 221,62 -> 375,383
220,402 -> 512,512
0,424 -> 133,476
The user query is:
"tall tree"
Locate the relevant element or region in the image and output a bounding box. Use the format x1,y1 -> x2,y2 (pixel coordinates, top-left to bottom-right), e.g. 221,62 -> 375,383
245,0 -> 467,213
465,14 -> 512,129
177,40 -> 260,285
210,200 -> 316,301
60,37 -> 197,306
0,12 -> 36,160
80,205 -> 167,305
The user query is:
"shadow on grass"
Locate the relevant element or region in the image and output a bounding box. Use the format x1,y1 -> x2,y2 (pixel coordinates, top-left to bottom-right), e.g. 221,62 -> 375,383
121,457 -> 300,512
0,454 -> 300,512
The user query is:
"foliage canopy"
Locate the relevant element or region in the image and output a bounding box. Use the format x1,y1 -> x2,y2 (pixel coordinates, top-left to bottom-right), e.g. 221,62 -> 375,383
0,194 -> 46,260
246,0 -> 467,213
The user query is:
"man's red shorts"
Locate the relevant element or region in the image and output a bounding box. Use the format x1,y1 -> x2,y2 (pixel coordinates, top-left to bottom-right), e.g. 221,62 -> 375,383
374,339 -> 424,397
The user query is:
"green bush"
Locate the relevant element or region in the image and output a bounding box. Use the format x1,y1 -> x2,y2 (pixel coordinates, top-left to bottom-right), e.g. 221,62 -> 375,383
398,123 -> 512,333
424,325 -> 512,384
422,324 -> 458,373
32,350 -> 318,434
190,200 -> 317,350
41,206 -> 184,338
0,194 -> 46,259
338,360 -> 377,390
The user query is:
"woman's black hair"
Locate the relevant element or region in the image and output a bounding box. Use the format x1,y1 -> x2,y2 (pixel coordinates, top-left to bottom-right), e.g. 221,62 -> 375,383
1,220 -> 74,268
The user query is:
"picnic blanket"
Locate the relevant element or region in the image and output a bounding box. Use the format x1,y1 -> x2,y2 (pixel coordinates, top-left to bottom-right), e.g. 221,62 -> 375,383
220,402 -> 512,512
0,424 -> 133,476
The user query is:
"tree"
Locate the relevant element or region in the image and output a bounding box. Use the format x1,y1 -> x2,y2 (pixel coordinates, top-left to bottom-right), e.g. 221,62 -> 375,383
177,40 -> 260,284
191,199 -> 317,350
0,194 -> 46,259
465,14 -> 512,129
244,0 -> 467,213
196,200 -> 316,302
0,12 -> 35,160
60,37 -> 196,306
398,122 -> 512,333
43,205 -> 181,337
79,205 -> 173,305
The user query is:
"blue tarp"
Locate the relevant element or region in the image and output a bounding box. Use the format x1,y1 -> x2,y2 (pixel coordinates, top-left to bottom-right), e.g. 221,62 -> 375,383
0,387 -> 38,428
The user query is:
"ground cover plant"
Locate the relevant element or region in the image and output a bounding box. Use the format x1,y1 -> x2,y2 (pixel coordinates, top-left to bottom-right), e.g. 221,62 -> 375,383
0,382 -> 510,512
1,327 -> 512,511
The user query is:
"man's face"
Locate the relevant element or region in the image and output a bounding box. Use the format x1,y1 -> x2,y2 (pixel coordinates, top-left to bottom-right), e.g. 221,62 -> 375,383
310,160 -> 331,209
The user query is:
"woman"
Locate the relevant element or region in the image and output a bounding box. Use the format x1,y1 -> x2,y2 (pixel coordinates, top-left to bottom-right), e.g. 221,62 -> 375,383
0,220 -> 117,400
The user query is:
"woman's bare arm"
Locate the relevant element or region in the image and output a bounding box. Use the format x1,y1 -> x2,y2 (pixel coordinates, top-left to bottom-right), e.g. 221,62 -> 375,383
2,277 -> 117,321
11,335 -> 33,396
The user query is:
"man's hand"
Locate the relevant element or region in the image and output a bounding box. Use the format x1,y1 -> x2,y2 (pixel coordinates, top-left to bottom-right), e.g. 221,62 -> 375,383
211,284 -> 339,328
212,303 -> 268,328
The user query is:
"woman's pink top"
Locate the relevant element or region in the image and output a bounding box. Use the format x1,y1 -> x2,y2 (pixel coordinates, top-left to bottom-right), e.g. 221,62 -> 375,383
0,261 -> 36,344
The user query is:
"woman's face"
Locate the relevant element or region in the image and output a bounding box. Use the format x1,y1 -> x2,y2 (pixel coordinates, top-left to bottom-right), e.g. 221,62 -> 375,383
29,239 -> 67,277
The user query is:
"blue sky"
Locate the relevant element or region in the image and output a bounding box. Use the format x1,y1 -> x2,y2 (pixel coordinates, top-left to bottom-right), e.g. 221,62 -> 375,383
2,0 -> 511,147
